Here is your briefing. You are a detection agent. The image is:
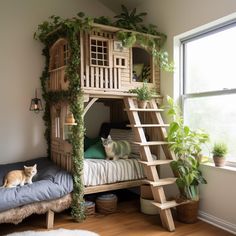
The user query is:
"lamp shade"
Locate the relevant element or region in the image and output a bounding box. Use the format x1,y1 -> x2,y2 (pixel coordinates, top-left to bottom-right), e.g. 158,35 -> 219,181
29,89 -> 43,113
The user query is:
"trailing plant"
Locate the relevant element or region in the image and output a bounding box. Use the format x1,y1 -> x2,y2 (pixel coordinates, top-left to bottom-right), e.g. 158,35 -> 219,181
129,80 -> 156,101
212,142 -> 228,158
166,96 -> 209,201
34,14 -> 94,222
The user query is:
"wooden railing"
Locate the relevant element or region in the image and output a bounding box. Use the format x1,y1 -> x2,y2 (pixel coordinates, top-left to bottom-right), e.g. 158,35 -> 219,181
82,66 -> 121,90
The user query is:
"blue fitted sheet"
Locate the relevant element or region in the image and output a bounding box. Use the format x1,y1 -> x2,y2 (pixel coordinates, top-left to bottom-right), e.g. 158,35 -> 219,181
0,157 -> 73,212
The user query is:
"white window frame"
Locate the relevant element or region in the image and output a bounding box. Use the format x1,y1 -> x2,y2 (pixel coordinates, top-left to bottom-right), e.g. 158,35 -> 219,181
180,19 -> 236,168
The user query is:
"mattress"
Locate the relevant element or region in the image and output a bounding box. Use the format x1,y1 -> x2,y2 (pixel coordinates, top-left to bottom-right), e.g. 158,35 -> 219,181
0,158 -> 73,213
83,158 -> 145,186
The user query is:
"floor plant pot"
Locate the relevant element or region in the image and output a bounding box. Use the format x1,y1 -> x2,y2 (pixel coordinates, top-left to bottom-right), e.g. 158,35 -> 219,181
213,156 -> 225,167
176,200 -> 199,223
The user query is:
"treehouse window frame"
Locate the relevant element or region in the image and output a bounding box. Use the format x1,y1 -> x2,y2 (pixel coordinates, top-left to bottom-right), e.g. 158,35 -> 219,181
89,37 -> 110,67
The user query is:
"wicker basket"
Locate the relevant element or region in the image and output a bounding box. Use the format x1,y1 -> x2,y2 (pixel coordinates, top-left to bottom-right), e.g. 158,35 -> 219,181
96,194 -> 118,214
176,200 -> 199,223
84,201 -> 95,217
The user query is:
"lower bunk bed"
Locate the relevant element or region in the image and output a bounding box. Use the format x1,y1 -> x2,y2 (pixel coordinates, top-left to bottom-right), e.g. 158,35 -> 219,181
0,156 -> 146,228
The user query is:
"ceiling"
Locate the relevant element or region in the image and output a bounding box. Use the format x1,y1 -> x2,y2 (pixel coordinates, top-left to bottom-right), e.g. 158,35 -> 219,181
98,0 -> 144,14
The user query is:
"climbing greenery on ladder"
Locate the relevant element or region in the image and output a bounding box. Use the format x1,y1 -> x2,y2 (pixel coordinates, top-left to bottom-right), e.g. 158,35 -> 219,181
34,5 -> 173,222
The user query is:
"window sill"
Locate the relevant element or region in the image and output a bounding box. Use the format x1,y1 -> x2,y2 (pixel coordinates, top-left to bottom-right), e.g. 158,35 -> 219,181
201,162 -> 236,172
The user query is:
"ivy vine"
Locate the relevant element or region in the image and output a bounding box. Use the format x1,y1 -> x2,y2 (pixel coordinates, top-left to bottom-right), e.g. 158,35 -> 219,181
34,5 -> 173,222
35,14 -> 92,221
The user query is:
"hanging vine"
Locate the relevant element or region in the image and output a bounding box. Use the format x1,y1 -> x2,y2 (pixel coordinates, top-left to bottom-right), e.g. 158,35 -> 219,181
35,14 -> 92,221
34,5 -> 174,222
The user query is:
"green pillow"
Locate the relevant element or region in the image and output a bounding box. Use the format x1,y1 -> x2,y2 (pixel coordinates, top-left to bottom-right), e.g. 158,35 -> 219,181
84,136 -> 100,151
84,140 -> 106,159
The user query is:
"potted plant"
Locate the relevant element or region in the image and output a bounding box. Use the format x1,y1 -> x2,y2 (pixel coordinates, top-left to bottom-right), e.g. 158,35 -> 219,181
129,80 -> 155,108
166,96 -> 209,223
212,142 -> 228,167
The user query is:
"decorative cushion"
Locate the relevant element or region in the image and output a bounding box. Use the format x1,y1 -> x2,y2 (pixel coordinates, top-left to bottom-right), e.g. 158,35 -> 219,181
109,129 -> 139,155
84,140 -> 106,159
84,136 -> 100,151
133,64 -> 144,82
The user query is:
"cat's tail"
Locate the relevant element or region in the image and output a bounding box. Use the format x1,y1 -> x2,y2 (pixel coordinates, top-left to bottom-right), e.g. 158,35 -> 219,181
0,179 -> 7,188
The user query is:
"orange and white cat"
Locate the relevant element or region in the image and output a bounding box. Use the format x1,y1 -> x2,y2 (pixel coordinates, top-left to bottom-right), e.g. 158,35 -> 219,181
1,164 -> 37,188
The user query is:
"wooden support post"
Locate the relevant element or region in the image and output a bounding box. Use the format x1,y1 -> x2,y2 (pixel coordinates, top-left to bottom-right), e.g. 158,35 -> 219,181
46,210 -> 54,229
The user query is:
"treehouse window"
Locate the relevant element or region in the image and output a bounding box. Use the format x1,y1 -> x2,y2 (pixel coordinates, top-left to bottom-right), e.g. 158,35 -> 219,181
63,43 -> 69,65
114,55 -> 127,68
90,37 -> 109,67
55,109 -> 61,138
54,47 -> 61,69
132,47 -> 152,83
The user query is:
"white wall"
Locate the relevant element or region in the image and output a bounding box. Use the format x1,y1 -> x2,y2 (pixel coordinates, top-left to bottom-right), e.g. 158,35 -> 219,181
137,0 -> 236,232
84,102 -> 110,138
0,0 -> 114,164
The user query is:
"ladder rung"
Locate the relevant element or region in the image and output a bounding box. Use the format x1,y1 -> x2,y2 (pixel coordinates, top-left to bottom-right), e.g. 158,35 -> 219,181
124,108 -> 164,112
133,141 -> 171,146
139,160 -> 173,166
127,124 -> 169,128
151,200 -> 178,210
143,178 -> 176,187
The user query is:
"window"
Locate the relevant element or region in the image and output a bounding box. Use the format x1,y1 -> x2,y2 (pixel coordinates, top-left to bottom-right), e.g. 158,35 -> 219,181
63,43 -> 69,65
90,38 -> 109,67
182,22 -> 236,165
132,47 -> 152,83
55,109 -> 61,138
114,55 -> 127,68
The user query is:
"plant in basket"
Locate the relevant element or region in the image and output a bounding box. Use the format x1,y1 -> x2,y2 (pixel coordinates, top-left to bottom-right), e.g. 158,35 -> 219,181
166,96 -> 209,223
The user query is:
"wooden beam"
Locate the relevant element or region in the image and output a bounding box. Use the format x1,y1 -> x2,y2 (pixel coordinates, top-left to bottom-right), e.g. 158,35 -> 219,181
83,98 -> 98,116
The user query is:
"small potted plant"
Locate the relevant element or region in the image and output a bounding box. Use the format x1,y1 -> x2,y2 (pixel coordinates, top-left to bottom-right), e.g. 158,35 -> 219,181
212,142 -> 228,167
129,80 -> 155,108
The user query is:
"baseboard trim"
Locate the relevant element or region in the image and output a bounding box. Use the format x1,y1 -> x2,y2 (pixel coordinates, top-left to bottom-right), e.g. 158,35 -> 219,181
198,211 -> 236,235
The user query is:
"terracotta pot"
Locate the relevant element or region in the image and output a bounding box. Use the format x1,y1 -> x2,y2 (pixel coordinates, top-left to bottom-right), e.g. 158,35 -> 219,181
138,100 -> 148,109
213,156 -> 226,167
176,200 -> 199,224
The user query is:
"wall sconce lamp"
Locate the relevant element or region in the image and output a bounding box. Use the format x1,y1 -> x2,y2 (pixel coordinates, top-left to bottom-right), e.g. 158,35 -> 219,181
29,89 -> 43,113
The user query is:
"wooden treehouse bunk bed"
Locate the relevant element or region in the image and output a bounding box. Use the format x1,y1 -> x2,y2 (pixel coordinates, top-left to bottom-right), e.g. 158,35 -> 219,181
0,18 -> 177,232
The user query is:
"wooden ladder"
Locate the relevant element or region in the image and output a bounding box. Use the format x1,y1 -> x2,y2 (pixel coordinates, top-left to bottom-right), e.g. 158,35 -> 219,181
124,97 -> 177,232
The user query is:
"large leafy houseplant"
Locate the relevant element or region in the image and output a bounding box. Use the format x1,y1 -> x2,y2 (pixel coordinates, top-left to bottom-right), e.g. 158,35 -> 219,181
166,96 -> 209,201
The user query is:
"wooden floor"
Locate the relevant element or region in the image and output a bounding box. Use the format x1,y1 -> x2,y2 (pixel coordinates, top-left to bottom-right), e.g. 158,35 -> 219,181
0,199 -> 233,236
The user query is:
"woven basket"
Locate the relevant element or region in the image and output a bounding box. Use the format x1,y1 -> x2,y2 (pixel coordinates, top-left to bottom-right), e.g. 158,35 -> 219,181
96,194 -> 118,214
176,200 -> 199,223
84,201 -> 95,217
140,197 -> 159,215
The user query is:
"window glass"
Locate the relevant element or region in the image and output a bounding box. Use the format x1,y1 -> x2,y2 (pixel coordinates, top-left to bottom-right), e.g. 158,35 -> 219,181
184,26 -> 236,94
184,94 -> 236,162
182,23 -> 236,165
